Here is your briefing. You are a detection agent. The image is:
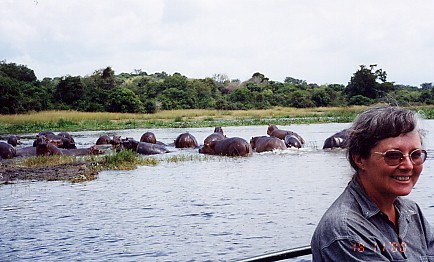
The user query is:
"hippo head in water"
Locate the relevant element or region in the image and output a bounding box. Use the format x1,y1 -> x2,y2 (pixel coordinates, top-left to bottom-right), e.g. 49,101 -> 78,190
0,142 -> 16,159
174,133 -> 199,148
322,129 -> 349,149
7,135 -> 22,147
140,132 -> 157,144
284,134 -> 302,149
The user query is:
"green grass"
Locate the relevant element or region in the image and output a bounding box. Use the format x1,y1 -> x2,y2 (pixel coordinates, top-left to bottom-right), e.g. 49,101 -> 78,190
18,155 -> 77,167
102,150 -> 159,170
1,105 -> 433,135
0,107 -> 364,135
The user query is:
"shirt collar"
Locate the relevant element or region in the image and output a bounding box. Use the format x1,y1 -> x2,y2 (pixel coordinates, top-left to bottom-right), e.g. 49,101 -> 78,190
348,177 -> 381,219
348,176 -> 417,220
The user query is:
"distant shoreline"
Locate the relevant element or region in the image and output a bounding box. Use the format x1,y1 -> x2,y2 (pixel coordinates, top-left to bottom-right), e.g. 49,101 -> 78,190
1,105 -> 433,135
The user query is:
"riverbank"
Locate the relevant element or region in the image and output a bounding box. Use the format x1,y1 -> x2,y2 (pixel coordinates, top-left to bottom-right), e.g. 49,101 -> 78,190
0,106 -> 366,135
2,105 -> 434,136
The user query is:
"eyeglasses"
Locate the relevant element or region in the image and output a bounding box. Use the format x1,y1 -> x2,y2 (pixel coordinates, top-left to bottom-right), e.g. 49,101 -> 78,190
372,149 -> 427,166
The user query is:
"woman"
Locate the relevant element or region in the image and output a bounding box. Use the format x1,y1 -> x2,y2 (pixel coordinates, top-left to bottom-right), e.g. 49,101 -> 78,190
311,106 -> 434,261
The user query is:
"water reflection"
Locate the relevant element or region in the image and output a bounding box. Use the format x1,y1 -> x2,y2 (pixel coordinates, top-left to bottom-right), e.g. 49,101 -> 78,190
1,122 -> 433,261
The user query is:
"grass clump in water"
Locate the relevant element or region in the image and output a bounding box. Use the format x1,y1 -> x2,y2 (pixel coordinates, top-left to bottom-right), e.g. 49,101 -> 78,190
102,150 -> 159,170
19,155 -> 77,167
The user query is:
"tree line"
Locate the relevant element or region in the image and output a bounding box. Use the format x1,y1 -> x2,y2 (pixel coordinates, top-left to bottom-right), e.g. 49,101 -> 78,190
0,60 -> 433,115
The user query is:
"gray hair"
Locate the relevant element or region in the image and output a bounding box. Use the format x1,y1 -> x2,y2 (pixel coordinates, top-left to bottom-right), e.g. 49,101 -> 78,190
347,106 -> 423,172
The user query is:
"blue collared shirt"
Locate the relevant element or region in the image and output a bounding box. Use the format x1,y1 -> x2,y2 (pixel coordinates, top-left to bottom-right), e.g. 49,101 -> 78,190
311,177 -> 434,261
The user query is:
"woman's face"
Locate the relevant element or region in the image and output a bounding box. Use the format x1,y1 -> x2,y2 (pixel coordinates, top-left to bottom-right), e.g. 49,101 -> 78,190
355,131 -> 423,202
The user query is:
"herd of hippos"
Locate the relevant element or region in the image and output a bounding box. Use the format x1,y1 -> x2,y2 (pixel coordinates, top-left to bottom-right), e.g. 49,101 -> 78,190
0,124 -> 349,160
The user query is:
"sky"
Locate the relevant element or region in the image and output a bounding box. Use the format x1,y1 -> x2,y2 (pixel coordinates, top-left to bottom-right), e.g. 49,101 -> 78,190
1,0 -> 433,86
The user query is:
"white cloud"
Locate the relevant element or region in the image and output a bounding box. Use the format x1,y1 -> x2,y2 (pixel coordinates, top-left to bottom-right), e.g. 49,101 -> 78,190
1,0 -> 433,86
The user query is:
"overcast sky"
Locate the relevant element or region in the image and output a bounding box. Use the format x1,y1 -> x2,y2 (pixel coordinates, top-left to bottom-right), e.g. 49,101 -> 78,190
1,0 -> 433,86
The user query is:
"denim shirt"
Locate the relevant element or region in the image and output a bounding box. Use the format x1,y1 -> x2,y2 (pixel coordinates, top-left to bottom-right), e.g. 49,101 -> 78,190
311,177 -> 434,261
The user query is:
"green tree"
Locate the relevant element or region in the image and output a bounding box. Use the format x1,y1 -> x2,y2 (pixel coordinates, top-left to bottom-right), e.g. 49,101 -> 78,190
142,99 -> 157,113
87,67 -> 117,92
344,65 -> 392,102
311,88 -> 332,107
272,84 -> 295,107
228,87 -> 254,109
250,72 -> 269,84
106,87 -> 143,113
0,61 -> 40,114
348,95 -> 374,106
77,76 -> 104,112
101,66 -> 116,90
21,83 -> 54,112
162,73 -> 189,90
157,73 -> 197,109
252,89 -> 272,109
0,61 -> 37,82
323,84 -> 346,106
55,76 -> 85,109
192,78 -> 216,109
142,80 -> 162,99
345,65 -> 378,99
215,97 -> 231,110
159,88 -> 195,110
387,89 -> 421,106
0,76 -> 23,114
284,76 -> 307,85
289,90 -> 315,108
418,89 -> 434,104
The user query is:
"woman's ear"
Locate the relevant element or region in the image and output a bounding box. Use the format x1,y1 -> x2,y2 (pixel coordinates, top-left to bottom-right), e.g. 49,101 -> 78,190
353,154 -> 365,171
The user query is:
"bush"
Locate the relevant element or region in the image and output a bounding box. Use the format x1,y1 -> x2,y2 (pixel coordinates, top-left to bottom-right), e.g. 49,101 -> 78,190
348,95 -> 374,106
103,150 -> 138,170
143,99 -> 157,113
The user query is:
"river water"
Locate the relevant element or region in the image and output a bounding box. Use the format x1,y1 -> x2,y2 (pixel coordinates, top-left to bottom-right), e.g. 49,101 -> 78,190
1,122 -> 433,261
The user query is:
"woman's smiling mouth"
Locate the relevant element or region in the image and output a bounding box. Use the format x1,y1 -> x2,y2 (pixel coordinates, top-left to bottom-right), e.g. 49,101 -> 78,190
393,176 -> 411,181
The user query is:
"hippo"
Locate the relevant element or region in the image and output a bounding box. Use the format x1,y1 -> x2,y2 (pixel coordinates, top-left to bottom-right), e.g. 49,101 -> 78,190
140,132 -> 167,146
140,132 -> 157,144
110,135 -> 122,149
32,135 -> 46,147
60,145 -> 104,156
284,134 -> 303,149
16,146 -> 37,157
0,142 -> 16,159
58,132 -> 75,144
53,133 -> 76,149
199,137 -> 253,157
96,135 -> 111,145
35,136 -> 63,156
323,129 -> 349,149
174,132 -> 199,148
120,138 -> 169,155
35,131 -> 75,148
250,136 -> 286,153
33,133 -> 76,149
7,135 -> 21,147
267,124 -> 305,144
203,127 -> 226,144
213,127 -> 224,134
39,130 -> 55,136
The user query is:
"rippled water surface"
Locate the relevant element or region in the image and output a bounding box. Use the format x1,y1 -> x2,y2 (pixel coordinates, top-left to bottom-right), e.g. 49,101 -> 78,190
1,122 -> 434,261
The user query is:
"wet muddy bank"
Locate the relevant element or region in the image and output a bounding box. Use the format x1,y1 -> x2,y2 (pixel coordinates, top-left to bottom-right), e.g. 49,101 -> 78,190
0,161 -> 99,183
